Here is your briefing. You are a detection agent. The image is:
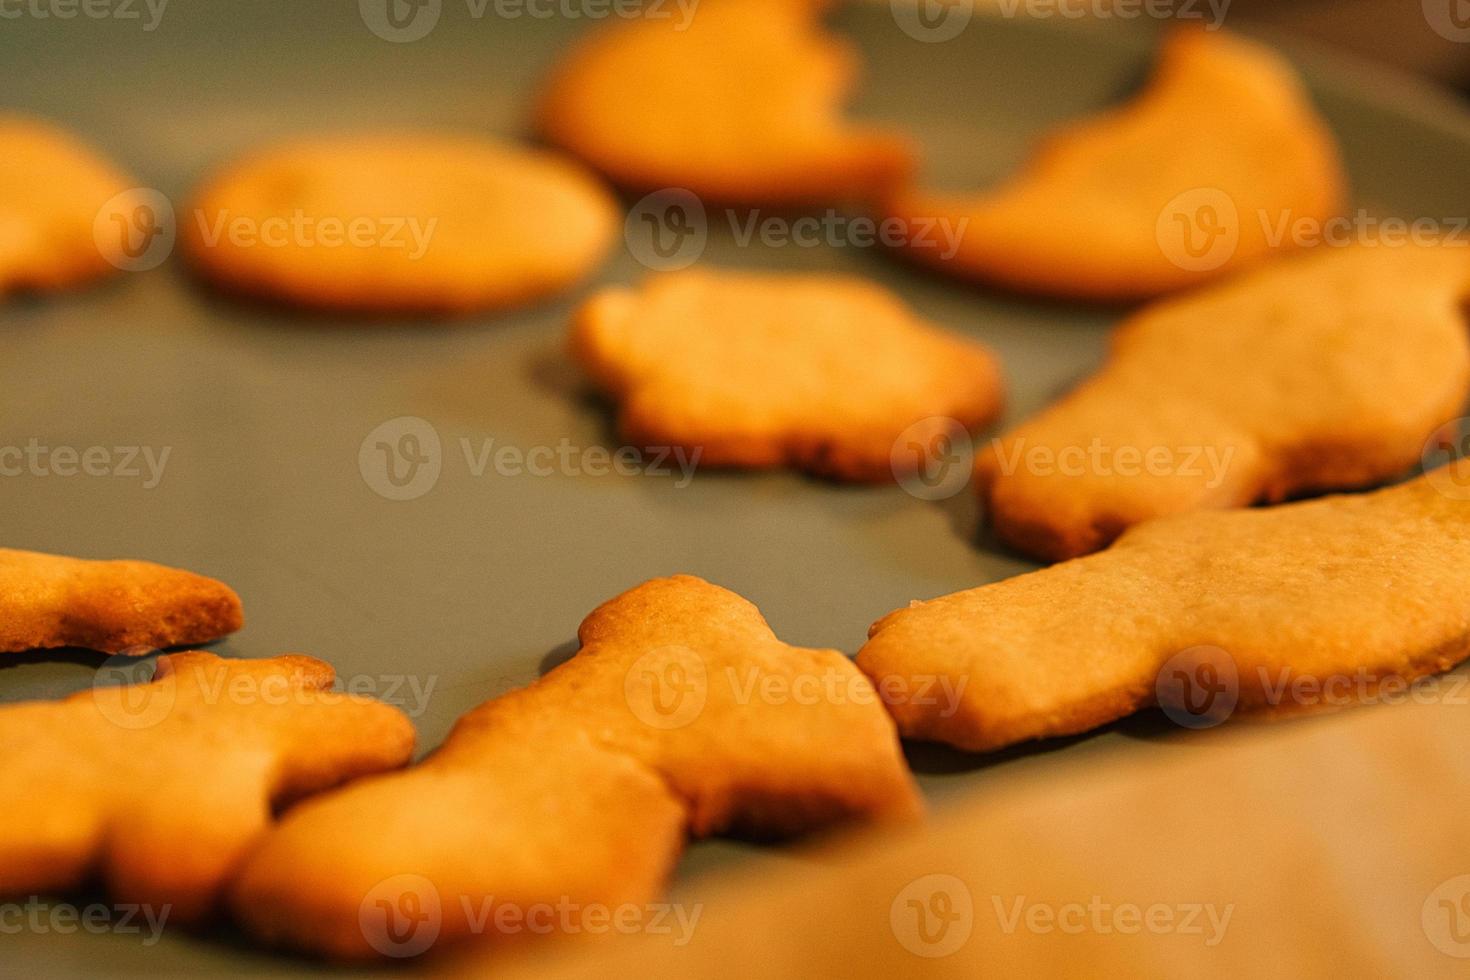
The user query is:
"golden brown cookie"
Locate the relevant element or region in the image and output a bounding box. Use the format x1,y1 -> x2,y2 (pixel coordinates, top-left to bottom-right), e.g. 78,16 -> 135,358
0,114 -> 138,296
0,652 -> 415,922
0,548 -> 243,655
884,29 -> 1345,300
572,268 -> 1004,481
183,134 -> 617,315
979,242 -> 1470,561
232,575 -> 919,960
860,460 -> 1470,753
537,0 -> 913,206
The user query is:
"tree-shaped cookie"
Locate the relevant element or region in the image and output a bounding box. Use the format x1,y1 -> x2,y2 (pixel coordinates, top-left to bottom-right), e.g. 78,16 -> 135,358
861,460 -> 1470,752
1,653 -> 415,922
0,548 -> 243,654
232,576 -> 920,960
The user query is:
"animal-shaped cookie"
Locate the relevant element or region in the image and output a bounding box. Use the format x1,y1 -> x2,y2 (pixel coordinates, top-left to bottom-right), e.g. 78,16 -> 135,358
860,460 -> 1470,752
0,115 -> 139,296
232,575 -> 919,960
884,29 -> 1345,300
979,242 -> 1470,561
0,548 -> 243,654
0,652 -> 414,922
183,134 -> 617,315
537,0 -> 913,205
572,268 -> 1004,481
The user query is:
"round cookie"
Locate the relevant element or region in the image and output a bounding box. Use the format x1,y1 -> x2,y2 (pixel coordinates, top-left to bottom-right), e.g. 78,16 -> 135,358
183,134 -> 618,315
0,114 -> 138,296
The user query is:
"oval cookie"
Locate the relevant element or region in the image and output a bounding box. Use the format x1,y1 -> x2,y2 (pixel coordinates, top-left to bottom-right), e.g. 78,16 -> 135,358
183,134 -> 618,315
0,115 -> 138,297
884,29 -> 1345,300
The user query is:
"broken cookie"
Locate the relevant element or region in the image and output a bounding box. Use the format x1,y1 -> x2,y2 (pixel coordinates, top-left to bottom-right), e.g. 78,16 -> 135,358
884,29 -> 1345,300
860,460 -> 1470,752
1,114 -> 140,296
0,652 -> 415,922
572,268 -> 1004,481
979,241 -> 1470,561
183,133 -> 617,315
0,548 -> 243,655
232,575 -> 919,960
537,0 -> 913,205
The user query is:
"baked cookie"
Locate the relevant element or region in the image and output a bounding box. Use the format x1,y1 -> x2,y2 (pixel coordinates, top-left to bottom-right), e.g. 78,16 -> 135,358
183,134 -> 617,315
0,652 -> 414,922
884,29 -> 1345,300
860,460 -> 1470,752
979,242 -> 1470,561
572,268 -> 1004,481
537,0 -> 913,205
232,575 -> 919,960
0,548 -> 243,655
0,115 -> 138,296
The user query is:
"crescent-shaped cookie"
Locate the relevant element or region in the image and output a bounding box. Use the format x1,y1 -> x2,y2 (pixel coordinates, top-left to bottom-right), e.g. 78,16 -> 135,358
884,29 -> 1345,300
